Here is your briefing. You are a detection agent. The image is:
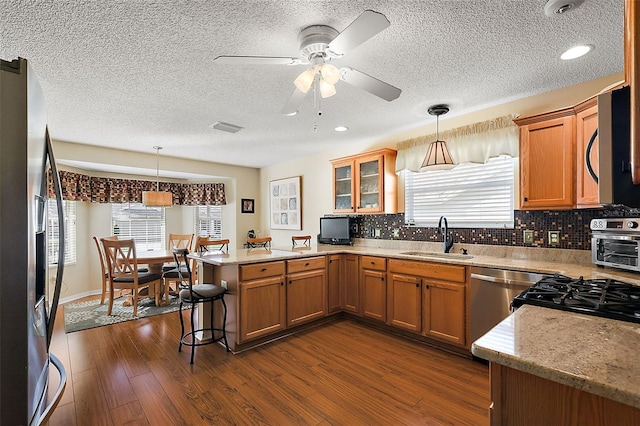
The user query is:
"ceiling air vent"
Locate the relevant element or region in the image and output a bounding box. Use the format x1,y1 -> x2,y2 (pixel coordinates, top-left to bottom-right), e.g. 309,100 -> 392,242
210,121 -> 243,133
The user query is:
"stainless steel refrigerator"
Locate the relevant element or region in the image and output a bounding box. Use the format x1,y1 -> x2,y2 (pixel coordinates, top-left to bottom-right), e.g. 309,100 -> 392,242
0,58 -> 67,425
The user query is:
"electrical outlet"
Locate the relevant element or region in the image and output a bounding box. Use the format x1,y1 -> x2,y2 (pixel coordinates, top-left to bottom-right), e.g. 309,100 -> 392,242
548,231 -> 560,246
375,228 -> 381,238
392,228 -> 400,238
220,279 -> 228,289
523,230 -> 534,244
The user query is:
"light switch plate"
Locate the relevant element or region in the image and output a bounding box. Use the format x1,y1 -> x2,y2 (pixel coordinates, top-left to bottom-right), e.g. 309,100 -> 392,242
548,231 -> 560,246
523,230 -> 534,244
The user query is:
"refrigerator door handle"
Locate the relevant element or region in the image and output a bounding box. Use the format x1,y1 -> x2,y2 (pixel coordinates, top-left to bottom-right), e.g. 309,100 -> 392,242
34,353 -> 67,426
45,127 -> 65,349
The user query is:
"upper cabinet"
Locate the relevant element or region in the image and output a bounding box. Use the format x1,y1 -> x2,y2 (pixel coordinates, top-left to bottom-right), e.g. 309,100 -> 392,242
575,97 -> 600,208
331,148 -> 397,214
516,110 -> 576,209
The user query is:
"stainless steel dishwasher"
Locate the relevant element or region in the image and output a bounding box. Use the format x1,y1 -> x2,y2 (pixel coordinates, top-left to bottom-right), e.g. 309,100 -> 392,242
469,267 -> 549,344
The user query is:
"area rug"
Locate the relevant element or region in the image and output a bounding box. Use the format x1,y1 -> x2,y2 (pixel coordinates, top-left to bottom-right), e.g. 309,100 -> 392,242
64,296 -> 184,333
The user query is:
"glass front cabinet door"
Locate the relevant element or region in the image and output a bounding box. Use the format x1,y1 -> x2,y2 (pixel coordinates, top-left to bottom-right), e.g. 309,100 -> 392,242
333,160 -> 354,213
330,149 -> 397,215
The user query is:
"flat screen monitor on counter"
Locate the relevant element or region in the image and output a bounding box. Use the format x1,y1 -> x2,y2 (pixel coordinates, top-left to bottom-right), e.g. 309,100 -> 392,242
318,216 -> 352,245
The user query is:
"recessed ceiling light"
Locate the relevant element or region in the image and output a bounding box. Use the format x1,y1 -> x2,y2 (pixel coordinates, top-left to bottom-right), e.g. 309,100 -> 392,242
284,111 -> 298,116
334,126 -> 348,132
561,44 -> 593,60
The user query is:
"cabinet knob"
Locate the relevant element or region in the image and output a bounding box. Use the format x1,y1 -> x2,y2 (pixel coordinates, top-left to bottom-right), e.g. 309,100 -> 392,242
381,277 -> 384,281
305,262 -> 310,266
280,282 -> 284,286
425,284 -> 430,289
523,197 -> 528,202
289,280 -> 292,284
416,283 -> 419,288
261,268 -> 267,272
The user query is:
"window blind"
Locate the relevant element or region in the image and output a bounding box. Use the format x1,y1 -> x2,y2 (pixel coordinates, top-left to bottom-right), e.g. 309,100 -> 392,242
404,156 -> 515,228
112,203 -> 165,251
48,200 -> 77,265
195,205 -> 223,239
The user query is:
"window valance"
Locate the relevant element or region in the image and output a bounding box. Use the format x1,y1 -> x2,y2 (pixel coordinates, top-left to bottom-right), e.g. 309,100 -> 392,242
396,114 -> 519,172
48,170 -> 226,205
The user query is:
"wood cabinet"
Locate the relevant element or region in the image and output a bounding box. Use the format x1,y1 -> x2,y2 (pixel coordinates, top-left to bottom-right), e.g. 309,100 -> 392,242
387,273 -> 421,332
331,148 -> 398,214
327,254 -> 342,313
286,257 -> 327,327
388,259 -> 467,347
575,97 -> 600,207
360,256 -> 387,322
239,262 -> 286,343
489,364 -> 640,425
516,110 -> 576,209
343,254 -> 360,314
422,279 -> 466,346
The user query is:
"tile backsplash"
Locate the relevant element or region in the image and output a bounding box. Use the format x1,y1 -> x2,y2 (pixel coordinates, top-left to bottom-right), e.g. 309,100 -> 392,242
348,207 -> 639,250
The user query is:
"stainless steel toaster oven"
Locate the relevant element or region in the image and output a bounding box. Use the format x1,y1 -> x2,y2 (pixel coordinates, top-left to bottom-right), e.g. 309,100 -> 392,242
591,218 -> 640,272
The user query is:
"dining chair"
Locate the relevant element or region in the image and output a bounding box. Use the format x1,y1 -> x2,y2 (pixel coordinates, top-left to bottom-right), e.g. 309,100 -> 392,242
93,235 -> 119,305
163,233 -> 195,271
172,247 -> 229,363
101,238 -> 163,317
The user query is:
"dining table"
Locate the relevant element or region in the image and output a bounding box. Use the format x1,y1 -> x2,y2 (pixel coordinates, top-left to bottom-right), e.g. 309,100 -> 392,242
126,249 -> 176,306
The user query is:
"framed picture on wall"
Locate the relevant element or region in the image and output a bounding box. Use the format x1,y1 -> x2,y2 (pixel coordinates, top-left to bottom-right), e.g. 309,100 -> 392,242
269,176 -> 301,230
241,198 -> 254,213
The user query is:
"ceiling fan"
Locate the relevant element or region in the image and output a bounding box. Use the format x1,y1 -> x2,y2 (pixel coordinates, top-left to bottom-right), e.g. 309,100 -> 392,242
213,10 -> 402,115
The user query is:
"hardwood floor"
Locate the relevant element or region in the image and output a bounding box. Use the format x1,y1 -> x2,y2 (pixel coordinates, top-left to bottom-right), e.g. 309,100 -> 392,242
46,298 -> 490,425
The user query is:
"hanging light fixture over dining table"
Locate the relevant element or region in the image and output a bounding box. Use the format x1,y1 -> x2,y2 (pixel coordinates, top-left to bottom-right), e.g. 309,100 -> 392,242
142,146 -> 172,207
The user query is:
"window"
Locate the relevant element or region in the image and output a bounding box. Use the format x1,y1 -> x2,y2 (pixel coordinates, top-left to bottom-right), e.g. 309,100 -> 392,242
48,200 -> 77,265
111,203 -> 165,251
404,156 -> 515,228
195,205 -> 223,238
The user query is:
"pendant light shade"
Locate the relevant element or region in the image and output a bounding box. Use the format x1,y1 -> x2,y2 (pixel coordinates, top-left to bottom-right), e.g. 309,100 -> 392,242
142,146 -> 172,207
421,105 -> 456,170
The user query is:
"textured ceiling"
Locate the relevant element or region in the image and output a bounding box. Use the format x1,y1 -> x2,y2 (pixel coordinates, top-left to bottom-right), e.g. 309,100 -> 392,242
0,1 -> 624,170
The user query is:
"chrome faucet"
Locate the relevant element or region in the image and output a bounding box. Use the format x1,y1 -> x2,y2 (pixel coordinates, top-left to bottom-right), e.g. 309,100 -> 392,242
438,216 -> 454,253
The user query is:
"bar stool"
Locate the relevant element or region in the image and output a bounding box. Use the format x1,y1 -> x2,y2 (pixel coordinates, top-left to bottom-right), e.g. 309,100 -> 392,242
172,247 -> 229,363
292,235 -> 311,247
246,236 -> 272,249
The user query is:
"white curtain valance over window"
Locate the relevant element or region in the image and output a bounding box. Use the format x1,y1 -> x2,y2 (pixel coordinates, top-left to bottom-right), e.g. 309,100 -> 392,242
395,114 -> 519,172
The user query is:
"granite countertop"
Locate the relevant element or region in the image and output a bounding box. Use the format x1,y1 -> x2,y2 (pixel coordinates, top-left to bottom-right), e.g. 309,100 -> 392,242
191,241 -> 640,286
471,305 -> 640,409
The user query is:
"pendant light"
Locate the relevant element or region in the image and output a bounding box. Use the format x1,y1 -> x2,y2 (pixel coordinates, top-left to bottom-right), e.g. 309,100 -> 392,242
421,105 -> 456,170
142,146 -> 172,207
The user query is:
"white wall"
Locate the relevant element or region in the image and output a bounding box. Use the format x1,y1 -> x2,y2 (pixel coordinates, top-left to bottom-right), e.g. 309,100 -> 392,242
259,72 -> 624,246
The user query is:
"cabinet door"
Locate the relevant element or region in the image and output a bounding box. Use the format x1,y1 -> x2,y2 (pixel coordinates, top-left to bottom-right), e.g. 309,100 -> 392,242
287,269 -> 327,327
327,255 -> 342,313
333,159 -> 355,213
239,276 -> 286,342
355,154 -> 384,213
520,115 -> 575,209
387,273 -> 421,333
576,104 -> 600,207
422,280 -> 466,346
343,254 -> 360,314
361,269 -> 386,322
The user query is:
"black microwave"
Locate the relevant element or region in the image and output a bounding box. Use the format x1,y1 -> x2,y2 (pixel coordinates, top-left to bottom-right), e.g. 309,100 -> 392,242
591,85 -> 640,208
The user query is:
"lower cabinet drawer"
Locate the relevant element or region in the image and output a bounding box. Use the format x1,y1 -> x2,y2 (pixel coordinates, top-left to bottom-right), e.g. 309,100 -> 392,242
287,256 -> 325,274
360,256 -> 387,271
240,261 -> 285,281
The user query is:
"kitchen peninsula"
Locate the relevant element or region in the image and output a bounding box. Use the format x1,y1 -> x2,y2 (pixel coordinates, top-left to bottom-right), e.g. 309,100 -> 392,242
192,242 -> 640,424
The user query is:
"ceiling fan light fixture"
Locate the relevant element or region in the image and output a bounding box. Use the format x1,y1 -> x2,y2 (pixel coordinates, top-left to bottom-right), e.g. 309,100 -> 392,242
421,105 -> 456,171
320,63 -> 340,85
294,68 -> 316,93
319,79 -> 336,98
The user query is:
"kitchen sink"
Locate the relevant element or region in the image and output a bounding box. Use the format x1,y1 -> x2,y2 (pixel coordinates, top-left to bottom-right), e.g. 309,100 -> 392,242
400,251 -> 474,260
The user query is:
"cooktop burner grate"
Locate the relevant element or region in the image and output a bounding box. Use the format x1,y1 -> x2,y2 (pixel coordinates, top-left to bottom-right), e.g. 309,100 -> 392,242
512,274 -> 640,323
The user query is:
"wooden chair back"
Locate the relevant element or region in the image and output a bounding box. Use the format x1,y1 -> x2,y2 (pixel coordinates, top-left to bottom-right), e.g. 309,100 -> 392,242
168,233 -> 194,251
195,236 -> 230,253
93,235 -> 119,304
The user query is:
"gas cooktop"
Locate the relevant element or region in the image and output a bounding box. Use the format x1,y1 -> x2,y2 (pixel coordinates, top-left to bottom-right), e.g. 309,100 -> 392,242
512,275 -> 640,324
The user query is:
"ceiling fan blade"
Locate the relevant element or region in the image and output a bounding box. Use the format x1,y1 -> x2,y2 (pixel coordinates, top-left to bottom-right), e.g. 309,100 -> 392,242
328,10 -> 390,55
340,67 -> 401,101
214,56 -> 303,65
281,88 -> 308,115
